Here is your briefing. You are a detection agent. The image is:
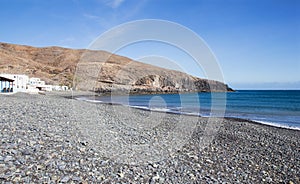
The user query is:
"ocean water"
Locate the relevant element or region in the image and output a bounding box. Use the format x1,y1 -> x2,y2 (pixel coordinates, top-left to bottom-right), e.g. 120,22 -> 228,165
77,90 -> 300,130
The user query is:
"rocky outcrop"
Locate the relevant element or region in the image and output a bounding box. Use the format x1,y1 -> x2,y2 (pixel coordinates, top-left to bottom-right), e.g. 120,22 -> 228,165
0,42 -> 233,94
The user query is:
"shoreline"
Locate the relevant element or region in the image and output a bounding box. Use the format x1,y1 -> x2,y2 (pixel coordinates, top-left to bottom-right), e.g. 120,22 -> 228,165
1,91 -> 299,183
73,93 -> 300,132
224,117 -> 300,131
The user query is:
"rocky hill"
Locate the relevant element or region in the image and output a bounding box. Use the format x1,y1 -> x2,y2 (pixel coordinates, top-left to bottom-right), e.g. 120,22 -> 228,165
0,42 -> 233,94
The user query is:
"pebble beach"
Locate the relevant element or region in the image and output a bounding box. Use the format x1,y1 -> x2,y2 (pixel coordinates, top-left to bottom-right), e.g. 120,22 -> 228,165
0,92 -> 299,183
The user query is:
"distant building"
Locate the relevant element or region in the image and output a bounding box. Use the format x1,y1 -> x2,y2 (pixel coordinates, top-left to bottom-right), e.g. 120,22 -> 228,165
0,76 -> 14,93
28,77 -> 52,91
0,73 -> 69,93
0,74 -> 29,93
29,78 -> 46,86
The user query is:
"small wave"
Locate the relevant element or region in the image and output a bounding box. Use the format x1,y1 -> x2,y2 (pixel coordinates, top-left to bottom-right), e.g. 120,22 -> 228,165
131,106 -> 175,113
252,120 -> 300,131
85,99 -> 103,103
130,105 -> 151,110
129,105 -> 200,116
181,112 -> 201,116
150,107 -> 171,112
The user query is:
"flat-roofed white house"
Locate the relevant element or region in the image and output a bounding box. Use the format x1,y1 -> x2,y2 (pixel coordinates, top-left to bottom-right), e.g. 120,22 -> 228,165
28,78 -> 46,86
28,77 -> 53,91
0,74 -> 29,93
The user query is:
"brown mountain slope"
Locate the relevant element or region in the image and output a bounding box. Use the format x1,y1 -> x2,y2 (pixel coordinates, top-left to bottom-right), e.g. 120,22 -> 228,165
0,42 -> 233,93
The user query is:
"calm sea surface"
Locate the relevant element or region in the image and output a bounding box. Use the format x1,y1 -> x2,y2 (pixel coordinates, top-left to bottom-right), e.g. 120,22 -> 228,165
78,90 -> 300,130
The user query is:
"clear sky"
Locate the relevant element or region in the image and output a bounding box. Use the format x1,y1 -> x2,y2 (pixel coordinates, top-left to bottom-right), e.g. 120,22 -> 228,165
1,0 -> 299,89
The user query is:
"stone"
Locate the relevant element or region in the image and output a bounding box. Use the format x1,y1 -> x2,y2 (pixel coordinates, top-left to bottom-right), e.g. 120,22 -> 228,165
4,156 -> 14,162
118,172 -> 124,178
72,176 -> 82,182
60,176 -> 70,183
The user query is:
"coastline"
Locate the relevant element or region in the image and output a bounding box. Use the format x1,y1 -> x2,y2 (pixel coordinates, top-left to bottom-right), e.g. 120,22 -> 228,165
74,93 -> 300,131
224,117 -> 300,131
0,92 -> 299,183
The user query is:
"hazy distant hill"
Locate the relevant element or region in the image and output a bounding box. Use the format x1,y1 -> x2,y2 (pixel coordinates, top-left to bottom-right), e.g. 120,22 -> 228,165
0,42 -> 233,93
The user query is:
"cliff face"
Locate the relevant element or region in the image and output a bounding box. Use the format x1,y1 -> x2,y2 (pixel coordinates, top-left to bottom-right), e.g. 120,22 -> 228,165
0,42 -> 233,93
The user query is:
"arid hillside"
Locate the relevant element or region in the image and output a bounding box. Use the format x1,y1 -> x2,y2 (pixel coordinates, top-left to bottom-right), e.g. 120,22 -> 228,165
0,42 -> 233,93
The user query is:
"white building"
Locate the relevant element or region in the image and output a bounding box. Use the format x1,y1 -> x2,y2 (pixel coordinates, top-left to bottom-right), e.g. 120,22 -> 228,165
28,77 -> 53,91
0,73 -> 69,93
29,78 -> 46,86
0,74 -> 29,93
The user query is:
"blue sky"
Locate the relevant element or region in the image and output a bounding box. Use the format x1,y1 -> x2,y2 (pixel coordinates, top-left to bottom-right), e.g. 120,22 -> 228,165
0,0 -> 299,89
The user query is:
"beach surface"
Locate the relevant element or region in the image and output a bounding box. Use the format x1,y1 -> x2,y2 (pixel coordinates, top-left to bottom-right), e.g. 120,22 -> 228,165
0,92 -> 299,183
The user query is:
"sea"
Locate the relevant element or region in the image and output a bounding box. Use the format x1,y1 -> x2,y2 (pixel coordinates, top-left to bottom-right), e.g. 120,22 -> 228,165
77,90 -> 300,130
